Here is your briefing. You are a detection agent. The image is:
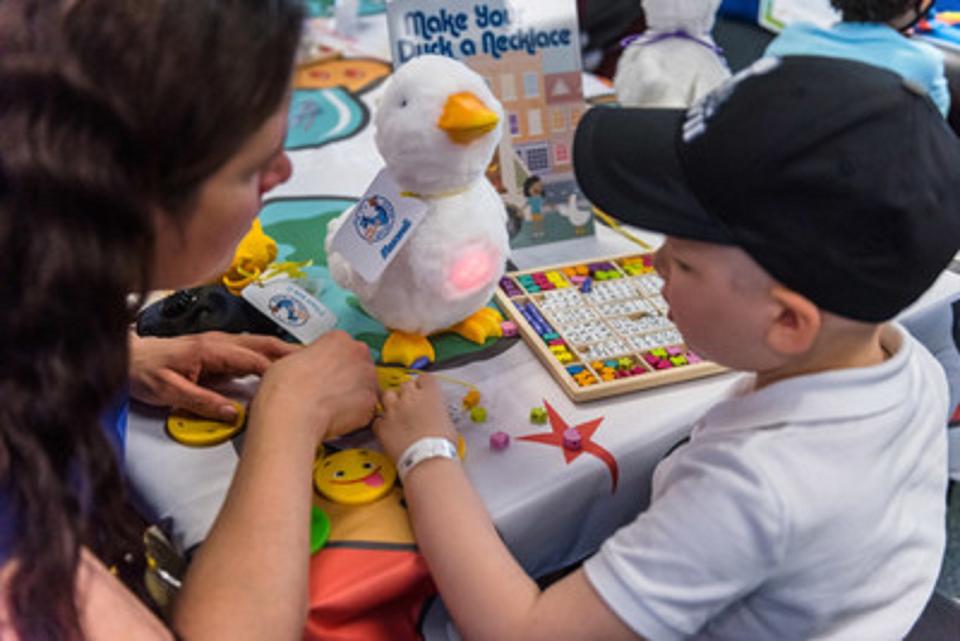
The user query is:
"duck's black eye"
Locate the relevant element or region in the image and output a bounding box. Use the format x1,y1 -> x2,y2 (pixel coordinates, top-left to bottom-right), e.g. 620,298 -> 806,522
334,470 -> 345,478
362,462 -> 373,470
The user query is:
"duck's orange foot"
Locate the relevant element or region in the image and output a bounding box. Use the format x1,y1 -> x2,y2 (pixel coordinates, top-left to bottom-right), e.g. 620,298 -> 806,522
448,307 -> 504,344
381,331 -> 435,367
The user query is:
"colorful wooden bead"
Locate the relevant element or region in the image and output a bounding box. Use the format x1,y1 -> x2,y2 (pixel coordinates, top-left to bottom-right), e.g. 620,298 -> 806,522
529,407 -> 548,424
462,389 -> 481,409
490,431 -> 510,451
563,428 -> 582,451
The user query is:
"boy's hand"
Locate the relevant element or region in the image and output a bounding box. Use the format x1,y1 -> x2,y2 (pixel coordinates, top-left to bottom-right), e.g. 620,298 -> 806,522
373,374 -> 458,462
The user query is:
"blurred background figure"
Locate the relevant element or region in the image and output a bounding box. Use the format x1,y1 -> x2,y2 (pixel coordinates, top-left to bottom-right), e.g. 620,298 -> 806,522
613,0 -> 731,107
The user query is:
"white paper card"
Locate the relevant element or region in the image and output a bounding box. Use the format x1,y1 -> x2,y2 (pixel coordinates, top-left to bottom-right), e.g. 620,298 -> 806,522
328,168 -> 428,283
242,278 -> 337,344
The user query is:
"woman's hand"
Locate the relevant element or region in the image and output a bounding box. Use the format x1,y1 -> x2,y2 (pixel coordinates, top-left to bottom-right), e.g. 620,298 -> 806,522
251,330 -> 379,444
129,331 -> 297,420
373,374 -> 458,462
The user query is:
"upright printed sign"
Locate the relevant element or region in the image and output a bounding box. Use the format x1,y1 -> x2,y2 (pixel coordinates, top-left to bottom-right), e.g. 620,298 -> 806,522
386,0 -> 595,249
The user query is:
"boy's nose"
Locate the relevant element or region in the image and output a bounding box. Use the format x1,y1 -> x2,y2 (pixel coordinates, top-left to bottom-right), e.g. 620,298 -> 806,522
652,247 -> 668,279
259,151 -> 292,195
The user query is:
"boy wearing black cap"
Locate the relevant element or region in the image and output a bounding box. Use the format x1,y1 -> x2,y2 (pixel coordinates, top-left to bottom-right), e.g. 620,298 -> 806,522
372,56 -> 960,641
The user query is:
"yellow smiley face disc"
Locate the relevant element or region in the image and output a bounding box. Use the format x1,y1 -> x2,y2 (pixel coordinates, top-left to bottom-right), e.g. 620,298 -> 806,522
314,449 -> 397,505
166,405 -> 246,447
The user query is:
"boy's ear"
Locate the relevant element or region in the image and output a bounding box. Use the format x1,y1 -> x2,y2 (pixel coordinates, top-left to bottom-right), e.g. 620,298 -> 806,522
765,286 -> 821,355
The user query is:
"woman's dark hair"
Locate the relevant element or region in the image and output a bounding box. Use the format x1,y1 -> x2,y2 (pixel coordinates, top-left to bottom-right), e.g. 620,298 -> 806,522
0,1 -> 303,639
830,0 -> 925,22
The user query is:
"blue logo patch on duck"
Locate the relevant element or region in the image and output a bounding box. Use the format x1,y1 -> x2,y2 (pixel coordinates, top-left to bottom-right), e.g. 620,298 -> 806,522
328,168 -> 428,283
268,294 -> 309,327
353,195 -> 396,243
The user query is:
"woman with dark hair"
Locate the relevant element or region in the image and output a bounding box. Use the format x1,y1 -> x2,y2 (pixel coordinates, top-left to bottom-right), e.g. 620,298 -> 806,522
0,1 -> 379,640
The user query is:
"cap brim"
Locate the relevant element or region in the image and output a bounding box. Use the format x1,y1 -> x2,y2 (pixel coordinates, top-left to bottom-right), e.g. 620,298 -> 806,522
573,106 -> 732,244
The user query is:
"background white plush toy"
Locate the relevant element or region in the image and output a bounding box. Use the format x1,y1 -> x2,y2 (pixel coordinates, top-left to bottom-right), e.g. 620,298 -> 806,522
614,0 -> 731,108
326,55 -> 509,366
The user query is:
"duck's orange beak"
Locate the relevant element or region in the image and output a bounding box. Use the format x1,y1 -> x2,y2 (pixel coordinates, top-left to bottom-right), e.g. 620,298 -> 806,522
438,91 -> 500,145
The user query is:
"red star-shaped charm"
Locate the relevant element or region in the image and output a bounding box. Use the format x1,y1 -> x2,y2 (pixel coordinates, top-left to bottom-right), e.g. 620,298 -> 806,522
518,400 -> 619,493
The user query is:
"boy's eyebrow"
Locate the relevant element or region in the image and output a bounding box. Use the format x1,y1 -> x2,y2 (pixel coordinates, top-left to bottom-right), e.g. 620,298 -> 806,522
666,240 -> 695,256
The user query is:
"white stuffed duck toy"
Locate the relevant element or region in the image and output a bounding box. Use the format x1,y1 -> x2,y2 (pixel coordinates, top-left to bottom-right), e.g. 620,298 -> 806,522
614,0 -> 731,108
326,54 -> 509,366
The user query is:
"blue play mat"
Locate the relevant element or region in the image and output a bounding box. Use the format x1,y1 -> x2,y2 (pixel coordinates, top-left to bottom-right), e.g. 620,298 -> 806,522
306,0 -> 386,18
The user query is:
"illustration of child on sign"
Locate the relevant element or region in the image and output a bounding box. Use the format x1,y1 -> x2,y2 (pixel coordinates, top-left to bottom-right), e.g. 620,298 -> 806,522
523,175 -> 546,240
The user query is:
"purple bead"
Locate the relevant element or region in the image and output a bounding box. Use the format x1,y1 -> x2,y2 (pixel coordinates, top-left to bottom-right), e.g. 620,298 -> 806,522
490,431 -> 510,451
563,428 -> 582,451
410,356 -> 430,370
499,277 -> 522,297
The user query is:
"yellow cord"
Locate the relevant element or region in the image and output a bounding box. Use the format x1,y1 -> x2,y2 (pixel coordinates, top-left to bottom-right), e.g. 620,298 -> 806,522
224,260 -> 314,295
400,186 -> 471,200
376,365 -> 478,393
592,208 -> 654,251
375,366 -> 479,416
260,260 -> 313,282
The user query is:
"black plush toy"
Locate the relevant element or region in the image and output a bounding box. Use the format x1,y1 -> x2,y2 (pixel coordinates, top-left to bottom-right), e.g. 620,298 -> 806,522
136,284 -> 293,340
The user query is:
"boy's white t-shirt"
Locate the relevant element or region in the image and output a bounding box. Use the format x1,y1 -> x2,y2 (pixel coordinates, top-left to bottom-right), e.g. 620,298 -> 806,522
584,324 -> 949,641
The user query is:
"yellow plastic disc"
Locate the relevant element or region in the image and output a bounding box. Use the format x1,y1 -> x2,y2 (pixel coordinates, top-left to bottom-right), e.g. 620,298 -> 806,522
456,434 -> 467,460
166,404 -> 246,447
314,448 -> 397,506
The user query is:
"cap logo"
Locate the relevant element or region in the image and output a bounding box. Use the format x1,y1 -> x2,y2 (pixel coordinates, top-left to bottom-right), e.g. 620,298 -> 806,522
682,57 -> 781,144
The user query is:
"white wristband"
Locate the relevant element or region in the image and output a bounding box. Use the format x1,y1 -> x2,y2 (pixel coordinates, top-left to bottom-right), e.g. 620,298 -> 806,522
397,437 -> 459,481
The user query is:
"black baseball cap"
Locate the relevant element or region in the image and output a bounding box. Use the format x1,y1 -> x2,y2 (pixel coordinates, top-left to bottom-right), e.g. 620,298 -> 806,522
574,56 -> 960,322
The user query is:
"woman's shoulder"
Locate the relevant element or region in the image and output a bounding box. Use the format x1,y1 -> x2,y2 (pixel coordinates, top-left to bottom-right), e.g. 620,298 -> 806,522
0,549 -> 174,641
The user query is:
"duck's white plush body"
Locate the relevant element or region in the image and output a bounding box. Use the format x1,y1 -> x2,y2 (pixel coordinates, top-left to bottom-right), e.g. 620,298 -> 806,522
326,55 -> 509,340
614,0 -> 730,108
327,178 -> 507,334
